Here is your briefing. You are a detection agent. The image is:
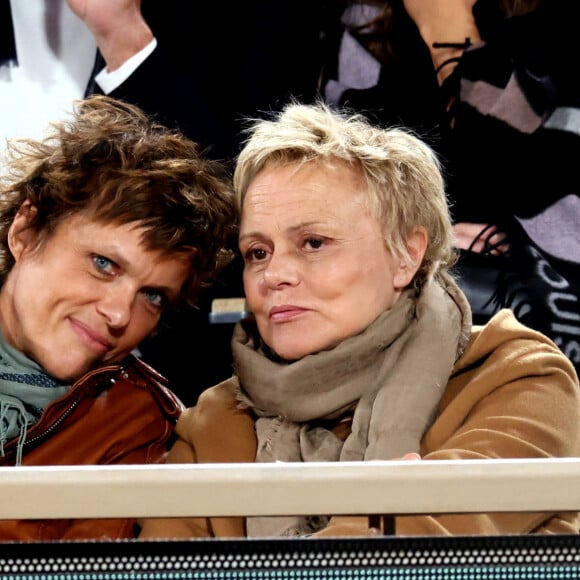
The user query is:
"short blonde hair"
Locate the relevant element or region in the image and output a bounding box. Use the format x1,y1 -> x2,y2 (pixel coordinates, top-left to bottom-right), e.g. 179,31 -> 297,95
234,100 -> 456,287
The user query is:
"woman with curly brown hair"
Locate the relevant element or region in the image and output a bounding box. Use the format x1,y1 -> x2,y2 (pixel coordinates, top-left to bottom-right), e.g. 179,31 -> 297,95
0,94 -> 237,541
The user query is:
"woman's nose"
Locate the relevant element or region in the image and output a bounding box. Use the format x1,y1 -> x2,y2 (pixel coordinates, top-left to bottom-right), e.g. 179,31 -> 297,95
262,253 -> 300,289
96,285 -> 134,328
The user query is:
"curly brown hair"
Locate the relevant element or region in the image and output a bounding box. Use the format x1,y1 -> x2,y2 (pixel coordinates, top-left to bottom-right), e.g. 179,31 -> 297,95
0,95 -> 237,305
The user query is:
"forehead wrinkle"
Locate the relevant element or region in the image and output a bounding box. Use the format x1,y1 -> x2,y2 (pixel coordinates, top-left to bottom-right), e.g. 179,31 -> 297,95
241,162 -> 368,236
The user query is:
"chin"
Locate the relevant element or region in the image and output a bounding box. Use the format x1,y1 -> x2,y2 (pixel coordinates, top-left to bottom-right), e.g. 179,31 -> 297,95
268,331 -> 335,361
271,343 -> 319,362
43,359 -> 91,384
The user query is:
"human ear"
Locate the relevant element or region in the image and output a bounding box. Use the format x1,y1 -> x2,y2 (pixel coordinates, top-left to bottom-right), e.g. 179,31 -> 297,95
393,226 -> 428,288
7,202 -> 38,261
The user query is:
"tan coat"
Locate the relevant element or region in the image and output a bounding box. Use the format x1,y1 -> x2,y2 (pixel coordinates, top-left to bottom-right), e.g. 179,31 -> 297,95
139,310 -> 580,538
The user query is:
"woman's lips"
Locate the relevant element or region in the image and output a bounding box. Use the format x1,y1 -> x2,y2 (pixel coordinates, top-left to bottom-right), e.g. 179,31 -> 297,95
268,305 -> 308,322
68,318 -> 112,354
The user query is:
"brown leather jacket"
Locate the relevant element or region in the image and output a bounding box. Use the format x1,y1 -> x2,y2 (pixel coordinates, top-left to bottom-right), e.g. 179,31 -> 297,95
0,355 -> 184,541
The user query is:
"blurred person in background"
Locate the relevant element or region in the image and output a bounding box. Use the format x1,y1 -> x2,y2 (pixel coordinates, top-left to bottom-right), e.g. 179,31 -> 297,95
320,0 -> 580,374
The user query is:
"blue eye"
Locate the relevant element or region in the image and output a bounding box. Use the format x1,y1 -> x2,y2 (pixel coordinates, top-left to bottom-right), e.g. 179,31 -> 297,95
142,289 -> 165,309
93,255 -> 114,274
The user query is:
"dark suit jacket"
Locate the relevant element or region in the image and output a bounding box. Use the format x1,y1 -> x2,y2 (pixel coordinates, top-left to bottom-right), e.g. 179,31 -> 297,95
89,1 -> 325,162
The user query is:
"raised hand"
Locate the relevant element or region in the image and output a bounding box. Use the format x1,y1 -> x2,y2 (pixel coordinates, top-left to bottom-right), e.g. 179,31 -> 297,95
66,0 -> 153,71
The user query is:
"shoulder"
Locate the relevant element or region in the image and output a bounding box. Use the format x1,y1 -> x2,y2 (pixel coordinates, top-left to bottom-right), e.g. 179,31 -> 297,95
444,308 -> 579,409
175,377 -> 257,462
123,355 -> 186,418
129,353 -> 169,383
459,309 -> 578,380
177,377 -> 241,433
423,309 -> 580,460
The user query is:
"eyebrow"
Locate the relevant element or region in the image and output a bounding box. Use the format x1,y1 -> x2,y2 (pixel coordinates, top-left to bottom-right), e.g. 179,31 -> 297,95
239,220 -> 327,242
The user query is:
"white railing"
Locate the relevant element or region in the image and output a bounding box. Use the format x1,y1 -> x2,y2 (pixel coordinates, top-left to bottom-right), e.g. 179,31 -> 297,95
1,457 -> 580,520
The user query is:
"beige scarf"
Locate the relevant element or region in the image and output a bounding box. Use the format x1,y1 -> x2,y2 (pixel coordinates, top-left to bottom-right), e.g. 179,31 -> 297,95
232,276 -> 472,537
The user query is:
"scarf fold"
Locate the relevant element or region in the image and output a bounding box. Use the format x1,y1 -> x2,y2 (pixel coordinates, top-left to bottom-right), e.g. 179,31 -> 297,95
0,328 -> 69,465
232,276 -> 472,537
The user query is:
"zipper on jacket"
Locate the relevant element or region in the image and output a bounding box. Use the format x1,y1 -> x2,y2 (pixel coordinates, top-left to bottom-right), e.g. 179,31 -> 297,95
23,365 -> 124,447
3,364 -> 123,458
23,396 -> 82,448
